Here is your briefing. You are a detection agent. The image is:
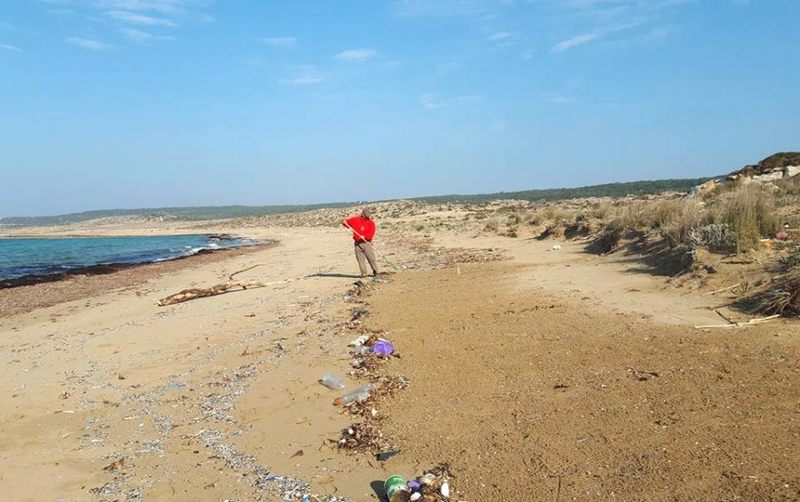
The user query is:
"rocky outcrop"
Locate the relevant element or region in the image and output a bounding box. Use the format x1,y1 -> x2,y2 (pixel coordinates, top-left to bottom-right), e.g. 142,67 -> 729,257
728,152 -> 800,182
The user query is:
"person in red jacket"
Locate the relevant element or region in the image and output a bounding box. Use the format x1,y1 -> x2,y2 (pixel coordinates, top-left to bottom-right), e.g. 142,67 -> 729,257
342,208 -> 379,277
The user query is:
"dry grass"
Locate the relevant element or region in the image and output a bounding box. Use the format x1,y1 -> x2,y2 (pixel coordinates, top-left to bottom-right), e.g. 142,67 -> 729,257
712,183 -> 779,251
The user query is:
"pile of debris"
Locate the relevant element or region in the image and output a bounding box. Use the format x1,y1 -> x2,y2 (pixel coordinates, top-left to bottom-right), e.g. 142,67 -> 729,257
750,268 -> 800,317
383,464 -> 454,502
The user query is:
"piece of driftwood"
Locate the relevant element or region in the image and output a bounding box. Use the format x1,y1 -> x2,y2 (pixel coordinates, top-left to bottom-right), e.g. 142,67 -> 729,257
157,280 -> 265,306
694,314 -> 781,329
157,264 -> 306,306
705,284 -> 739,296
715,309 -> 737,325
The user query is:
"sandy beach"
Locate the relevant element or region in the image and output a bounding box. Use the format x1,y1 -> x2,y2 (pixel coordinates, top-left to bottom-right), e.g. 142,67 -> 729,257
1,212 -> 798,501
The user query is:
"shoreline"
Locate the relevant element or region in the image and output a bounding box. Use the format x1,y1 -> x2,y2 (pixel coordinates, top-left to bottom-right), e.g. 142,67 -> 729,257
0,238 -> 269,290
0,241 -> 275,317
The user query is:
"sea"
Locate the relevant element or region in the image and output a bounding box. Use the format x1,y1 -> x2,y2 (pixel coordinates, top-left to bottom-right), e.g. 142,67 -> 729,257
0,234 -> 256,281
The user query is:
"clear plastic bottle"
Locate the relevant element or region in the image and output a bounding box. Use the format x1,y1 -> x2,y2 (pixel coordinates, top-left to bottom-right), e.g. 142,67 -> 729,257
319,374 -> 345,390
334,384 -> 375,405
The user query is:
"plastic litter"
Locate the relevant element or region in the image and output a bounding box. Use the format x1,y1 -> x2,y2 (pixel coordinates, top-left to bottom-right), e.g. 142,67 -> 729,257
376,449 -> 400,461
333,384 -> 374,406
372,339 -> 394,356
383,465 -> 453,501
551,244 -> 562,251
349,334 -> 370,347
384,475 -> 410,502
319,374 -> 345,390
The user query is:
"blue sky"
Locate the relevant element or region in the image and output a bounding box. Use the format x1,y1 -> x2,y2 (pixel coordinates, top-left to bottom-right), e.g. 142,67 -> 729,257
1,0 -> 798,216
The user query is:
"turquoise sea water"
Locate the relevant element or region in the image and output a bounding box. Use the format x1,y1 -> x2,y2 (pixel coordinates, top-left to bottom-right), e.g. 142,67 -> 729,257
0,235 -> 255,281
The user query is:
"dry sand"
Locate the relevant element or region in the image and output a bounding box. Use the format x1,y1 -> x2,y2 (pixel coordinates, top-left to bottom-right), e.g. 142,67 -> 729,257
1,219 -> 798,501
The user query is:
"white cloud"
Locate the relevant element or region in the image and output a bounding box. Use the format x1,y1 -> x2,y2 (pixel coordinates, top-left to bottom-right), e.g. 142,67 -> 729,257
391,0 -> 491,18
280,66 -> 324,85
262,36 -> 297,48
66,36 -> 113,50
420,93 -> 482,109
551,32 -> 602,52
118,27 -> 174,43
40,0 -> 210,46
0,43 -> 22,52
644,26 -> 671,41
106,10 -> 176,25
335,48 -> 377,62
551,19 -> 643,53
487,31 -> 514,41
282,76 -> 324,85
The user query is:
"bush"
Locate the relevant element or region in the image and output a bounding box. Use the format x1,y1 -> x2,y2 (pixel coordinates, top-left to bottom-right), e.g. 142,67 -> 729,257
483,219 -> 500,233
690,223 -> 737,254
713,183 -> 779,250
655,199 -> 706,247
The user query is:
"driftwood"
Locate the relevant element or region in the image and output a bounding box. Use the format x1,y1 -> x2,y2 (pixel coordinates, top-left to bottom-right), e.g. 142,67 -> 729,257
157,265 -> 267,306
157,265 -> 308,306
694,314 -> 781,329
158,280 -> 265,306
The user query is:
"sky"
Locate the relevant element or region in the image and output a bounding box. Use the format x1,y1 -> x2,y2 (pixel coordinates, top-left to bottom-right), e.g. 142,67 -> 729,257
1,0 -> 799,216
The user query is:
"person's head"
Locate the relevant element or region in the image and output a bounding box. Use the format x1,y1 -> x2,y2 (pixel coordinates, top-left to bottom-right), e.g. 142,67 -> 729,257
361,207 -> 372,220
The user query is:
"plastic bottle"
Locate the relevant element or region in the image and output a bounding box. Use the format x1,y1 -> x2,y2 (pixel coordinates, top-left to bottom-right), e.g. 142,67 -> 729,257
318,374 -> 345,390
333,384 -> 375,406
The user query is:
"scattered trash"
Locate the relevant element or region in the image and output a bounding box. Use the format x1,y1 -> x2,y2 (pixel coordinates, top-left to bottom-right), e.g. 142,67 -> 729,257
319,374 -> 346,390
372,339 -> 394,357
383,465 -> 453,502
59,391 -> 70,400
336,422 -> 392,453
385,475 -> 410,502
349,308 -> 369,324
103,458 -> 125,472
775,230 -> 790,241
349,334 -> 371,347
551,244 -> 562,251
334,384 -> 374,406
376,449 -> 400,461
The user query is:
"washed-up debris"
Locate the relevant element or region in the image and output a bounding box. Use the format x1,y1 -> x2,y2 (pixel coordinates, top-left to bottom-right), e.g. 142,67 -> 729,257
334,384 -> 375,406
348,307 -> 369,326
372,339 -> 394,356
103,457 -> 125,471
383,464 -> 454,502
319,374 -> 345,390
376,449 -> 400,461
337,422 -> 393,453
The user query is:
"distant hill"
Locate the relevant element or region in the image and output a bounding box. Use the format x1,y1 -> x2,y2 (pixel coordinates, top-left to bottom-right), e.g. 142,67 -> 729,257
0,203 -> 355,228
412,177 -> 716,204
0,176 -> 715,228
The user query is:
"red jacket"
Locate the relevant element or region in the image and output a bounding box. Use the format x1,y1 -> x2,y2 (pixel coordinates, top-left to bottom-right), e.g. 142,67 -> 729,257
344,216 -> 375,242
